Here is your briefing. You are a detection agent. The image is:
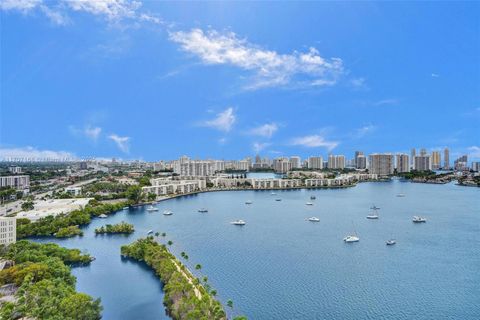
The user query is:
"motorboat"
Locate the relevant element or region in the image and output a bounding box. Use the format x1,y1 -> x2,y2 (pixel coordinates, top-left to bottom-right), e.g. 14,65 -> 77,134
310,195 -> 316,200
147,230 -> 153,234
366,208 -> 379,219
231,220 -> 246,225
245,200 -> 253,204
99,214 -> 108,218
396,193 -> 406,197
270,192 -> 277,195
275,198 -> 282,201
343,235 -> 360,243
123,207 -> 129,210
163,210 -> 173,216
412,216 -> 427,223
198,208 -> 208,213
308,217 -> 320,222
306,202 -> 314,206
146,206 -> 159,212
386,239 -> 396,245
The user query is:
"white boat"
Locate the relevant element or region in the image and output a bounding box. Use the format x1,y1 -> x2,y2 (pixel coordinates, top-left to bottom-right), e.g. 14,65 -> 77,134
123,207 -> 129,210
308,217 -> 320,222
231,220 -> 246,225
366,208 -> 379,219
163,210 -> 173,216
412,216 -> 427,223
198,208 -> 208,213
270,192 -> 277,195
386,239 -> 396,245
99,214 -> 108,218
245,200 -> 253,204
306,202 -> 314,206
146,206 -> 159,212
396,193 -> 406,197
343,235 -> 360,243
147,230 -> 153,234
275,198 -> 282,201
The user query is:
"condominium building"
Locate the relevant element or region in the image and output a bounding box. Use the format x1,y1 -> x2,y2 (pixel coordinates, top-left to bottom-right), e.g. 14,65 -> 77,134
444,148 -> 450,169
307,156 -> 323,170
290,156 -> 301,169
173,156 -> 217,176
411,148 -> 416,168
0,175 -> 30,192
431,151 -> 441,170
8,166 -> 22,174
395,154 -> 410,173
0,217 -> 16,245
142,178 -> 206,196
454,155 -> 468,171
273,157 -> 292,173
472,162 -> 480,172
414,155 -> 432,171
368,154 -> 394,176
327,155 -> 345,169
356,155 -> 367,170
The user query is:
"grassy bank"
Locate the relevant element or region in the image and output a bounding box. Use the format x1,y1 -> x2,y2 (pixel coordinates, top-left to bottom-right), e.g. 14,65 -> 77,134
121,237 -> 232,320
0,240 -> 101,319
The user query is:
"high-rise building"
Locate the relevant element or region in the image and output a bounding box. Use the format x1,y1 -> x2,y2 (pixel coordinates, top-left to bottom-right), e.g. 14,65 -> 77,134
454,155 -> 468,171
327,155 -> 345,169
395,154 -> 410,173
0,175 -> 30,192
8,166 -> 22,174
356,155 -> 367,170
0,217 -> 16,245
472,162 -> 480,172
368,154 -> 394,175
411,148 -> 416,168
420,148 -> 427,156
414,155 -> 432,171
273,157 -> 292,173
290,156 -> 301,169
307,156 -> 323,170
444,148 -> 450,169
431,151 -> 441,170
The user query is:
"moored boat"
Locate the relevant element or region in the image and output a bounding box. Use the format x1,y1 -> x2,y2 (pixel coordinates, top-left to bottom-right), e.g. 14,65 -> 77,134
198,208 -> 208,213
163,210 -> 173,216
307,217 -> 320,222
412,216 -> 427,223
231,219 -> 246,225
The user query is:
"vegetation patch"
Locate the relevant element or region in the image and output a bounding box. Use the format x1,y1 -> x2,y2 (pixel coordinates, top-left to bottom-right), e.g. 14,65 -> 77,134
55,225 -> 83,238
95,222 -> 134,234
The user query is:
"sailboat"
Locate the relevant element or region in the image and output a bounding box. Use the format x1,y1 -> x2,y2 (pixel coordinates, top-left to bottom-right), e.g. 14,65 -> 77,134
344,223 -> 360,243
366,207 -> 379,219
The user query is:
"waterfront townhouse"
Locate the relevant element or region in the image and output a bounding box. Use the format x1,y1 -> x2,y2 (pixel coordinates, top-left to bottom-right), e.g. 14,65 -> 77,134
142,178 -> 206,196
249,178 -> 302,189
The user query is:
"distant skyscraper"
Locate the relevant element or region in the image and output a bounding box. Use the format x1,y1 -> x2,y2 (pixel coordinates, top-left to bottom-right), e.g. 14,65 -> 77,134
369,154 -> 394,175
472,162 -> 480,172
273,157 -> 292,173
395,154 -> 410,173
411,148 -> 416,168
420,148 -> 427,156
444,148 -> 450,169
454,155 -> 468,171
414,155 -> 432,171
354,151 -> 364,168
328,155 -> 345,169
290,156 -> 301,169
356,155 -> 367,170
307,156 -> 323,169
431,151 -> 441,170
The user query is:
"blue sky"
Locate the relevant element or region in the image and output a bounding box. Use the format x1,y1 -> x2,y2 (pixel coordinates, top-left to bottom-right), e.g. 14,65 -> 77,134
1,1 -> 479,162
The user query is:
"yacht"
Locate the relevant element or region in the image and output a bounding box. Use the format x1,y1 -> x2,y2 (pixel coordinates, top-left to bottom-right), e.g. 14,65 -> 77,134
308,217 -> 320,222
231,220 -> 246,226
275,198 -> 282,201
245,200 -> 253,204
306,202 -> 314,206
386,239 -> 396,245
99,214 -> 108,218
198,208 -> 208,213
147,230 -> 153,234
412,216 -> 427,223
163,210 -> 173,216
396,193 -> 406,197
343,235 -> 360,243
366,208 -> 379,219
146,206 -> 159,212
310,195 -> 316,200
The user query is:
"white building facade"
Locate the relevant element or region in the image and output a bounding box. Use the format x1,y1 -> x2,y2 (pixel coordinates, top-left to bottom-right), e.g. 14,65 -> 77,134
0,217 -> 16,245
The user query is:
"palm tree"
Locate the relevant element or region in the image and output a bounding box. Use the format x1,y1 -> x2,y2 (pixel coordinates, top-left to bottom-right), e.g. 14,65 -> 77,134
161,232 -> 166,237
167,240 -> 173,246
227,299 -> 233,309
195,264 -> 202,270
202,276 -> 208,283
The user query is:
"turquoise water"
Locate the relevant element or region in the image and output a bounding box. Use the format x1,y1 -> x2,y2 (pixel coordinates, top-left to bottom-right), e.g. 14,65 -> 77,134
36,180 -> 480,319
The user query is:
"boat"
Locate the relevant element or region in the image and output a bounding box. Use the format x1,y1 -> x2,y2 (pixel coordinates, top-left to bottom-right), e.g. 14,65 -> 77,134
123,207 -> 129,210
245,200 -> 253,204
147,230 -> 153,234
396,193 -> 406,197
146,206 -> 159,212
275,198 -> 282,201
307,217 -> 320,222
99,214 -> 108,218
386,239 -> 396,245
306,202 -> 314,206
366,208 -> 379,219
163,210 -> 173,216
412,216 -> 427,223
231,220 -> 246,225
343,235 -> 360,243
198,208 -> 208,213
270,192 -> 277,195
310,195 -> 316,200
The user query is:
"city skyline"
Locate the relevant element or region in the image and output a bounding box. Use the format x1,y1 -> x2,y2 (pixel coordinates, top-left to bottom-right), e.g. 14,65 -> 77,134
1,1 -> 479,162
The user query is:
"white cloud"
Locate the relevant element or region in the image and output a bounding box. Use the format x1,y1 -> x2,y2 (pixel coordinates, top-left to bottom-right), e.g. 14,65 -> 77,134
0,146 -> 76,161
0,0 -> 40,11
249,123 -> 278,138
290,134 -> 338,151
108,134 -> 130,153
169,28 -> 344,90
201,107 -> 236,132
350,77 -> 367,89
84,126 -> 102,141
373,99 -> 398,106
66,0 -> 140,21
253,142 -> 270,153
431,73 -> 440,78
356,125 -> 376,138
468,146 -> 480,159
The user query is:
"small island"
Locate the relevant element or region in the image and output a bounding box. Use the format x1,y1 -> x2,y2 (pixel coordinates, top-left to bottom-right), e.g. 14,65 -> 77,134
55,225 -> 83,238
95,221 -> 134,234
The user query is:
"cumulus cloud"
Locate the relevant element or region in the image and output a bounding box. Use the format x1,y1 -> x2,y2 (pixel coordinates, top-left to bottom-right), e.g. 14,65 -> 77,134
468,146 -> 480,159
0,0 -> 160,25
84,126 -> 102,142
169,28 -> 344,90
108,134 -> 130,153
253,142 -> 270,153
290,134 -> 338,151
248,123 -> 278,138
0,146 -> 76,161
201,107 -> 236,132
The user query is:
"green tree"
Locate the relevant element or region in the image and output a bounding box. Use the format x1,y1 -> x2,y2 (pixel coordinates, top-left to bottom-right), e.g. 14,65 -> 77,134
195,264 -> 202,270
126,185 -> 144,204
21,200 -> 34,211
